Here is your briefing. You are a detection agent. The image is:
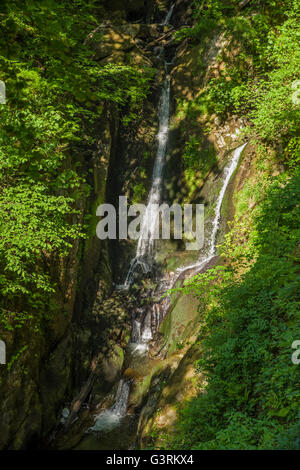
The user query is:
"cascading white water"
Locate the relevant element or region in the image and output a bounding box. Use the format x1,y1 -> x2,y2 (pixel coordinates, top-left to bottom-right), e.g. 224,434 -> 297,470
110,380 -> 130,417
89,9 -> 175,434
137,79 -> 171,258
81,6 -> 248,443
120,77 -> 171,289
130,309 -> 154,355
88,142 -> 247,433
208,143 -> 247,257
131,318 -> 142,343
89,380 -> 130,433
172,142 -> 248,280
162,3 -> 175,25
118,3 -> 175,293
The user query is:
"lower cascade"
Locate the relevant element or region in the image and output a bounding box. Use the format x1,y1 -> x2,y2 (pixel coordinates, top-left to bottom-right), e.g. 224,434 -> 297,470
88,137 -> 248,434
89,380 -> 130,433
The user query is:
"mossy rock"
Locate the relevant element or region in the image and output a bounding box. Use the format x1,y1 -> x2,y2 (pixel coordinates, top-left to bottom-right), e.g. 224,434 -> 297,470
159,292 -> 199,356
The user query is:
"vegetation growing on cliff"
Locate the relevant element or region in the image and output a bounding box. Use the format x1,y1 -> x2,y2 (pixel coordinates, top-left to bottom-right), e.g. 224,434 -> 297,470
166,170 -> 300,449
178,0 -> 299,144
0,0 -> 299,452
0,0 -> 153,331
156,0 -> 300,451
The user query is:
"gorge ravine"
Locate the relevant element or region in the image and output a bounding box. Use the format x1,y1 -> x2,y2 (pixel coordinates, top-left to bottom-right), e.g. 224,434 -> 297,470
55,5 -> 249,449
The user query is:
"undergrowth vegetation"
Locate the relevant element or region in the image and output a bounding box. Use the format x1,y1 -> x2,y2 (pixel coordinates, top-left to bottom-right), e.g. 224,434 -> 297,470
0,0 -> 153,332
166,170 -> 300,449
0,0 -> 299,451
156,0 -> 300,451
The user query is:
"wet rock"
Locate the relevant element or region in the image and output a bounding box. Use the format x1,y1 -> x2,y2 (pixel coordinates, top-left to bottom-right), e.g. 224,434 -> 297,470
101,344 -> 124,385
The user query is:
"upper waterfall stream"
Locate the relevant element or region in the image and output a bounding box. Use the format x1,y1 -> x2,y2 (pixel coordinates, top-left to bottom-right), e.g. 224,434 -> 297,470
121,77 -> 171,290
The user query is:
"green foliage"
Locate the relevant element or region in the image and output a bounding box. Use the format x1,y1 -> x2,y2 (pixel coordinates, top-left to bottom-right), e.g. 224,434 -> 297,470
250,16 -> 300,141
132,183 -> 147,203
165,170 -> 300,450
183,0 -> 300,148
0,0 -> 153,331
0,183 -> 83,297
181,135 -> 217,201
162,3 -> 300,449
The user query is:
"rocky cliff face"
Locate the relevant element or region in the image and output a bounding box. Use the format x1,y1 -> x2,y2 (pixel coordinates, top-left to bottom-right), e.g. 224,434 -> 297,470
0,105 -> 113,449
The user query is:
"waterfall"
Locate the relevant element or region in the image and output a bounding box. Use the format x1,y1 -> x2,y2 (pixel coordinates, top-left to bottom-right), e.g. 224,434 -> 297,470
162,3 -> 175,25
120,77 -> 171,290
82,4 -> 248,441
89,10 -> 174,435
110,380 -> 130,417
89,142 -> 247,433
136,79 -> 171,259
89,380 -> 130,433
173,142 -> 248,280
141,311 -> 153,342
